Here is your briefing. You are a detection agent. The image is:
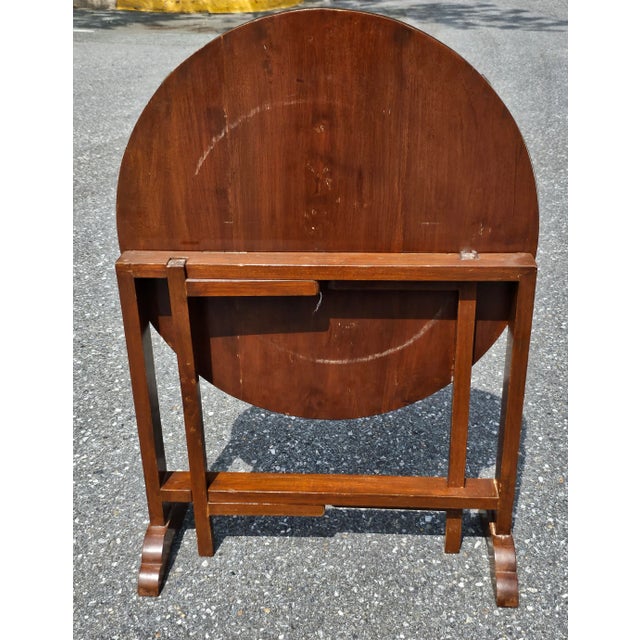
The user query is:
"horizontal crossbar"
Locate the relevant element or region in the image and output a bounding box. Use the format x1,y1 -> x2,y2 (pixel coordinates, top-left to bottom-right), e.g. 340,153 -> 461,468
117,250 -> 536,282
209,503 -> 326,517
159,471 -> 499,512
186,278 -> 319,297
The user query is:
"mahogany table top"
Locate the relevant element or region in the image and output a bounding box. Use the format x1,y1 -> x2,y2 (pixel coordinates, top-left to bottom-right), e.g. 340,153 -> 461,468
116,8 -> 538,418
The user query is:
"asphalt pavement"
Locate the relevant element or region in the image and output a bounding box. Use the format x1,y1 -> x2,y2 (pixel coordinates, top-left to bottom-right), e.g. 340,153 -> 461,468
73,1 -> 568,638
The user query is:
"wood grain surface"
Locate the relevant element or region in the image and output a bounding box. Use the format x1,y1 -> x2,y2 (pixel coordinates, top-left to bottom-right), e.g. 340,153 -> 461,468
116,8 -> 538,418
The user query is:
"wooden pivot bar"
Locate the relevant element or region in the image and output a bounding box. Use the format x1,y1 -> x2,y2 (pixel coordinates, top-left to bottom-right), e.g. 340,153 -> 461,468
116,250 -> 535,606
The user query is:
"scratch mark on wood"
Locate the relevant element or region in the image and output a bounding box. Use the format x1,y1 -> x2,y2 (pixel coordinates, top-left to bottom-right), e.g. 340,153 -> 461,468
195,99 -> 307,176
268,306 -> 446,366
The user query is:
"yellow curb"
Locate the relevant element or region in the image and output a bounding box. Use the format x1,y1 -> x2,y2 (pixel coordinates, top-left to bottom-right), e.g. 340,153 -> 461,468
116,0 -> 302,12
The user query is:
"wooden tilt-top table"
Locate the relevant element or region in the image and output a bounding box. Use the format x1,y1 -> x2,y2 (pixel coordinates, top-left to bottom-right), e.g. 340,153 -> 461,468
115,8 -> 538,607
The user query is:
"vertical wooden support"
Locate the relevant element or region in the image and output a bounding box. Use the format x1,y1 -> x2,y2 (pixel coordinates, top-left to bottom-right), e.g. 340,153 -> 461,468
166,258 -> 215,557
488,271 -> 536,607
495,273 -> 536,533
444,283 -> 477,553
117,267 -> 188,595
116,268 -> 168,525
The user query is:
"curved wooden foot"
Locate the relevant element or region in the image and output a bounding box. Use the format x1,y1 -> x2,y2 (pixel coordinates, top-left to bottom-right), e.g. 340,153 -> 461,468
138,503 -> 188,596
485,518 -> 519,607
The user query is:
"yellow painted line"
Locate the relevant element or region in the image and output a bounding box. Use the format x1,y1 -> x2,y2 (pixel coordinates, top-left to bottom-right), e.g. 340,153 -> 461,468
116,0 -> 302,13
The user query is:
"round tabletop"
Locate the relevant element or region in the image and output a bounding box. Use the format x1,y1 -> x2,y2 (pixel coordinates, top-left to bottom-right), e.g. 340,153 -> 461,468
117,8 -> 538,419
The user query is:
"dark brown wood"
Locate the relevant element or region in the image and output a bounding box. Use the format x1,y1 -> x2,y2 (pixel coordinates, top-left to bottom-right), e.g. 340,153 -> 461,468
495,271 -> 536,535
445,283 -> 477,553
117,10 -> 537,257
157,471 -> 499,510
186,278 -> 319,297
209,503 -> 326,517
138,503 -> 188,597
116,269 -> 167,526
486,519 -> 519,608
115,258 -> 527,419
448,284 -> 478,485
114,7 -> 538,606
116,7 -> 538,420
114,251 -> 533,419
166,258 -> 214,557
117,250 -> 536,281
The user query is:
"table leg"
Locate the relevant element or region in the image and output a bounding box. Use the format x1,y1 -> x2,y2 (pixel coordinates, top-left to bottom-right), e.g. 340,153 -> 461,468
489,272 -> 536,606
167,258 -> 215,557
445,284 -> 477,553
117,268 -> 188,594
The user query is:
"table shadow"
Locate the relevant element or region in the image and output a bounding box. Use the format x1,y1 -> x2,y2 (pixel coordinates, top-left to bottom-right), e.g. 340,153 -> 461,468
169,386 -> 528,552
